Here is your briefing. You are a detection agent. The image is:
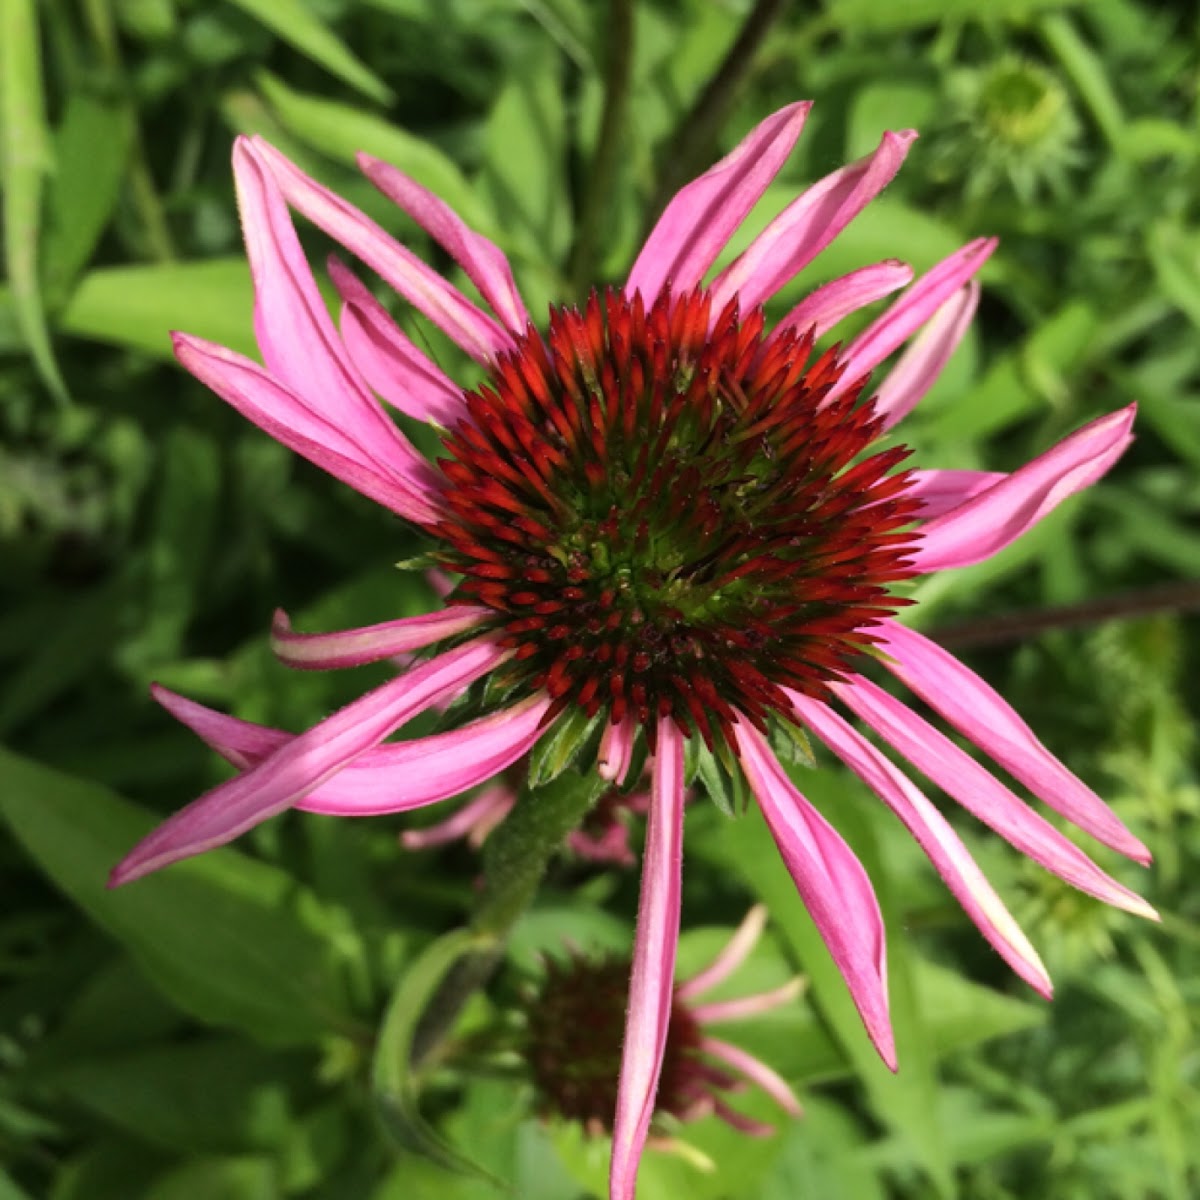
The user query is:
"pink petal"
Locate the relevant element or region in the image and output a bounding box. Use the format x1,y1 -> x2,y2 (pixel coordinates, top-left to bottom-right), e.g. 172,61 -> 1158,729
824,239 -> 997,406
675,905 -> 767,1002
270,605 -> 491,670
874,621 -> 1151,862
874,282 -> 980,429
791,693 -> 1052,997
610,718 -> 686,1200
400,784 -> 515,850
625,102 -> 812,303
908,469 -> 1007,519
690,978 -> 805,1024
732,718 -> 896,1070
233,141 -> 433,478
711,130 -> 917,313
698,1036 -> 803,1117
597,715 -> 638,785
834,678 -> 1157,920
111,638 -> 505,884
328,257 -> 467,427
358,153 -> 529,334
771,260 -> 913,343
172,334 -> 440,524
152,685 -> 552,817
248,137 -> 511,362
913,405 -> 1137,572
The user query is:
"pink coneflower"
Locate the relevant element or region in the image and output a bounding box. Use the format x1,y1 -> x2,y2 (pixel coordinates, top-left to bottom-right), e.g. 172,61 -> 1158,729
111,102 -> 1154,1199
527,906 -> 802,1140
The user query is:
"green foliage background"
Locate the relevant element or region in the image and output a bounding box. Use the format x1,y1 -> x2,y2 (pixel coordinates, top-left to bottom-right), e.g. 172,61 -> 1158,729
1,0 -> 1198,1197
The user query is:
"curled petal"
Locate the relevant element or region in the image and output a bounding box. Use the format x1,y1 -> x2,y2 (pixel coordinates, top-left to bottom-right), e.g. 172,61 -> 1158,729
172,334 -> 439,523
732,718 -> 896,1070
113,638 -> 505,884
772,260 -> 913,343
874,621 -> 1150,862
699,1036 -> 803,1118
835,679 -> 1157,920
690,978 -> 805,1025
597,714 -> 638,785
676,905 -> 768,1002
913,405 -> 1137,572
874,281 -> 980,429
610,718 -> 687,1200
825,239 -> 997,405
329,257 -> 467,426
626,102 -> 812,302
908,469 -> 1007,519
270,605 -> 491,670
792,693 -> 1052,997
358,153 -> 529,333
249,137 -> 511,362
712,129 -> 917,313
153,686 -> 552,817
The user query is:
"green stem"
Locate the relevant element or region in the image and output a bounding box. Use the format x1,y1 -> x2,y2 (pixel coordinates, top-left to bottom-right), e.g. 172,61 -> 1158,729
410,768 -> 606,1066
566,0 -> 635,296
640,0 -> 786,241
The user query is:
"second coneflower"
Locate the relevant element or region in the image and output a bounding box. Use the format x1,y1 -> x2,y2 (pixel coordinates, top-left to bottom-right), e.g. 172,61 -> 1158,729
110,102 -> 1153,1200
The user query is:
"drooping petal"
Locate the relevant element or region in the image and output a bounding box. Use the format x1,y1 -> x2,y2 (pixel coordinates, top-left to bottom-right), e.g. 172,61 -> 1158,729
874,621 -> 1151,862
358,153 -> 529,333
913,405 -> 1137,572
328,257 -> 467,426
792,693 -> 1052,997
610,718 -> 686,1200
874,281 -> 980,429
675,905 -> 768,1002
626,102 -> 812,303
698,1036 -> 803,1117
907,469 -> 1007,519
732,718 -> 896,1069
152,686 -> 552,817
270,605 -> 491,670
111,639 -> 505,884
400,785 -> 515,850
771,260 -> 913,343
711,130 -> 917,313
249,137 -> 511,362
824,238 -> 997,406
172,334 -> 440,524
233,140 -> 432,478
835,678 -> 1157,920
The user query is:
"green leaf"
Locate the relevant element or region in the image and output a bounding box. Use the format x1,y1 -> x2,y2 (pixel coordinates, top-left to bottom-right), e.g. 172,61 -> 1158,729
0,746 -> 353,1046
144,1156 -> 276,1200
59,259 -> 256,358
224,0 -> 392,105
256,72 -> 490,232
1147,222 -> 1200,331
0,0 -> 68,402
526,706 -> 602,788
372,927 -> 498,1180
826,0 -> 1088,31
42,93 -> 133,304
0,1169 -> 34,1200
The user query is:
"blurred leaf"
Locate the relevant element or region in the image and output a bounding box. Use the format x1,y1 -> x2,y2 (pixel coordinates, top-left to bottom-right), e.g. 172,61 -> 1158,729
0,1171 -> 34,1200
31,1039 -> 298,1155
255,71 -> 490,230
1147,222 -> 1200,331
59,259 -> 255,358
0,0 -> 68,401
825,0 -> 1086,30
1040,12 -> 1126,146
0,747 -> 353,1046
144,1156 -> 276,1200
42,93 -> 133,304
224,0 -> 392,105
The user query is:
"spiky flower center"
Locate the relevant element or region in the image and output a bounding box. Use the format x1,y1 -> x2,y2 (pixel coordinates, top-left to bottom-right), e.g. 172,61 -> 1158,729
433,288 -> 921,744
527,955 -> 702,1130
